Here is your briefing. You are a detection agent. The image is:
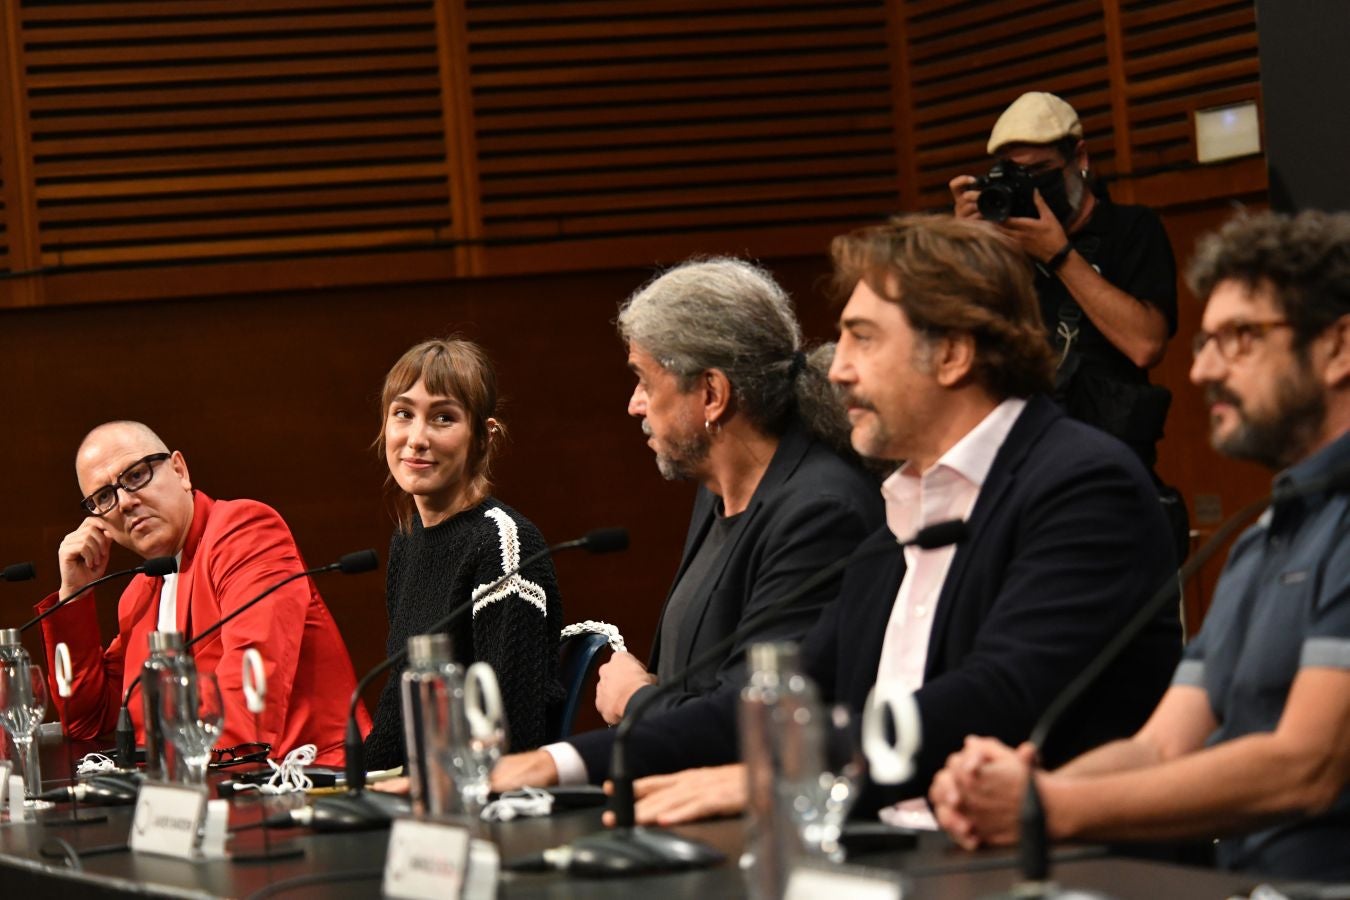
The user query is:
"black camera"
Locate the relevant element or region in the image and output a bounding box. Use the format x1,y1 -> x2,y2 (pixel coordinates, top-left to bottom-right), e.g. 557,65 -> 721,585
970,160 -> 1039,222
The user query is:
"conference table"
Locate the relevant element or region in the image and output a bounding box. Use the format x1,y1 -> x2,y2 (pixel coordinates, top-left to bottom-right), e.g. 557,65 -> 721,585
0,736 -> 1262,899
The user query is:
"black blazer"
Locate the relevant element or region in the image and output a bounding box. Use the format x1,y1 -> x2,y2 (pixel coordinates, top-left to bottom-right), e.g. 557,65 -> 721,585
569,420 -> 883,779
602,396 -> 1181,802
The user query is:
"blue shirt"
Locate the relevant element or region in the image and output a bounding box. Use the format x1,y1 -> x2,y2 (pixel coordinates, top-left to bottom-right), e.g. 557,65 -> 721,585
1174,430 -> 1350,879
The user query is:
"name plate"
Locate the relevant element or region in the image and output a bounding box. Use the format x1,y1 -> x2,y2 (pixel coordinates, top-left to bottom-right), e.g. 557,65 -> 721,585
129,781 -> 208,859
383,818 -> 471,899
785,861 -> 907,900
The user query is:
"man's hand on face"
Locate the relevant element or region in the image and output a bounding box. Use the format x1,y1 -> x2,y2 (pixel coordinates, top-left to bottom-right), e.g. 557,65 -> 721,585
601,763 -> 749,828
1001,189 -> 1070,264
57,517 -> 115,597
490,749 -> 559,793
950,175 -> 981,220
594,651 -> 657,726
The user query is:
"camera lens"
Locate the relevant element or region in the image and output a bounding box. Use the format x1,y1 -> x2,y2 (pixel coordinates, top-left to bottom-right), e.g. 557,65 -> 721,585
977,185 -> 1014,223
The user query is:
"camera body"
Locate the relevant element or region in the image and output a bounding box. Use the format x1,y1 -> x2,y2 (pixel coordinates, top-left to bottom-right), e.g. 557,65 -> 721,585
971,160 -> 1040,222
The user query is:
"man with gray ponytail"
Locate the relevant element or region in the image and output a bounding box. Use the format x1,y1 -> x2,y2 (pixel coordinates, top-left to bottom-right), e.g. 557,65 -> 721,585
491,257 -> 883,790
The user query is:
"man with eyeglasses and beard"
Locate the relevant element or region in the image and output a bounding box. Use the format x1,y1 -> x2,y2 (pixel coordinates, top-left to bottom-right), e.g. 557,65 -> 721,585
951,92 -> 1187,558
932,210 -> 1350,881
35,421 -> 369,766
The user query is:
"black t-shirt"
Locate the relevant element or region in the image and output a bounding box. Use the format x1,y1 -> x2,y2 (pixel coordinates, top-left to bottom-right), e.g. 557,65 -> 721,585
655,509 -> 742,684
1035,196 -> 1177,386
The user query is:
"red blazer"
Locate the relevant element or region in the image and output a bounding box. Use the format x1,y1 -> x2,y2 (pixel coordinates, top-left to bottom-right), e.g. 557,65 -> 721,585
37,491 -> 371,767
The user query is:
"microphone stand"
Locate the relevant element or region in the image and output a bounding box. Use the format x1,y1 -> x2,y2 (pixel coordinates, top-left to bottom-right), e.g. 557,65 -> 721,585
21,556 -> 179,632
553,520 -> 969,877
294,529 -> 628,834
988,459 -> 1350,899
343,529 -> 628,795
232,649 -> 305,864
45,644 -> 108,827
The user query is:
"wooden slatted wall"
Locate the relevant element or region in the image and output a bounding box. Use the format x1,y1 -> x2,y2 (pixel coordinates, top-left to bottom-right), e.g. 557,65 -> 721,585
19,1 -> 457,274
461,0 -> 900,274
894,0 -> 1264,212
0,1 -> 1265,307
1121,0 -> 1260,172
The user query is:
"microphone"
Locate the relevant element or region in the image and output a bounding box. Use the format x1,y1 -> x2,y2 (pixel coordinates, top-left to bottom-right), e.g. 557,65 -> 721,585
22,556 -> 178,632
527,519 -> 969,877
38,774 -> 142,806
265,791 -> 413,832
342,526 -> 631,796
113,549 -> 380,768
3,562 -> 36,583
997,459 -> 1350,898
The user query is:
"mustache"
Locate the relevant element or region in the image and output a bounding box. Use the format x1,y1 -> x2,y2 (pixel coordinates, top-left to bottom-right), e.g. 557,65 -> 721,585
1205,385 -> 1242,409
841,391 -> 877,412
641,419 -> 653,437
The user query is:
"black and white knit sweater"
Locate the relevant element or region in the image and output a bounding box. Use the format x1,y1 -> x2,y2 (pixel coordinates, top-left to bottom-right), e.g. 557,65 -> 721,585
362,497 -> 563,770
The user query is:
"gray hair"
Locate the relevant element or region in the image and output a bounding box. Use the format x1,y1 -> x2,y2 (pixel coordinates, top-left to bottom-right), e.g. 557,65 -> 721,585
617,257 -> 853,452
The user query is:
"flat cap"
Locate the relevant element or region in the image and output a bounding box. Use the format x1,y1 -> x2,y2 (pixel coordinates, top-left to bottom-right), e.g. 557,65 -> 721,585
987,92 -> 1083,154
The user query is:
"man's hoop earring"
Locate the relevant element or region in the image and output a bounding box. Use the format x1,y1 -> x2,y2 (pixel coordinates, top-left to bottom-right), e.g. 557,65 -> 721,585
704,419 -> 722,436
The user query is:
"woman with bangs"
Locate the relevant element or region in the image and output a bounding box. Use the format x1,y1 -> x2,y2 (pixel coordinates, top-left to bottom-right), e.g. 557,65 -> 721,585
362,338 -> 563,771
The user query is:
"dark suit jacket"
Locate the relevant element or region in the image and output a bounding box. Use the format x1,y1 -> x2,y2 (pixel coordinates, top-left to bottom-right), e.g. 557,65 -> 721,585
604,396 -> 1181,805
569,420 -> 883,779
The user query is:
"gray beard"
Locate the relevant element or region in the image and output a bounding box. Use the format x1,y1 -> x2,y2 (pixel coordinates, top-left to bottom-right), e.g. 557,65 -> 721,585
643,419 -> 710,481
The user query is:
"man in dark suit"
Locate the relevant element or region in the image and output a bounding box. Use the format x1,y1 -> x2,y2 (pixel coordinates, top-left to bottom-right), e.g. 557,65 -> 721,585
604,214 -> 1181,827
491,257 -> 882,789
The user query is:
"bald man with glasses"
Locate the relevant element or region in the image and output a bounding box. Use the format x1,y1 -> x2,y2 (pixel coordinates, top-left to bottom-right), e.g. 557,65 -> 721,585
35,420 -> 369,766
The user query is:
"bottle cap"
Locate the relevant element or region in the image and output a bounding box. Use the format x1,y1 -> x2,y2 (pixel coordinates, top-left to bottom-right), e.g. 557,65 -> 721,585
747,641 -> 799,674
147,630 -> 184,653
407,633 -> 453,666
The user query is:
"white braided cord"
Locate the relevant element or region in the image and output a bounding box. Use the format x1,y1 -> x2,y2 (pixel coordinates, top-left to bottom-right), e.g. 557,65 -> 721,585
560,620 -> 626,653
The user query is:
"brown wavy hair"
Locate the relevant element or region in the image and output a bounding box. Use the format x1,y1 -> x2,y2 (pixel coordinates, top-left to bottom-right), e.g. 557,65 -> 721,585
830,214 -> 1055,399
376,339 -> 504,533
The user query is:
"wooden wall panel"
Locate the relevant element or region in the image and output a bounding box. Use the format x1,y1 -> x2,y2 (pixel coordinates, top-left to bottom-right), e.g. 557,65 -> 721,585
463,0 -> 901,274
1120,0 -> 1261,174
16,0 -> 460,275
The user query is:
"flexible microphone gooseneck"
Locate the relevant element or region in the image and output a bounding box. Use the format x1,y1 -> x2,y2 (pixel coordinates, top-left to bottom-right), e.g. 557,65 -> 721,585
998,460 -> 1350,899
533,519 -> 970,878
341,527 -> 629,796
3,562 -> 36,583
114,549 -> 380,768
21,556 -> 178,633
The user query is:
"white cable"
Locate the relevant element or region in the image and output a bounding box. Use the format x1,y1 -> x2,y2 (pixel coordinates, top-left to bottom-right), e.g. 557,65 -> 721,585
560,621 -> 626,653
76,752 -> 119,775
480,786 -> 554,822
232,743 -> 316,795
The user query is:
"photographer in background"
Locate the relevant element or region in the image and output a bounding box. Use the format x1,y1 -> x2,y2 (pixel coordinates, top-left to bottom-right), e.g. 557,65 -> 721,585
950,92 -> 1187,558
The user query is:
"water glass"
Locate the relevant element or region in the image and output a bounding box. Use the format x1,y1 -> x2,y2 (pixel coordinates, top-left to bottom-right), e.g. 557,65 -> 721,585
0,661 -> 50,806
158,669 -> 224,785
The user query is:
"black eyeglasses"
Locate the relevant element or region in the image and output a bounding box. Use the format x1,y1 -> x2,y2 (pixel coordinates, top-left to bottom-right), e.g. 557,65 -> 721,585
1191,320 -> 1292,361
210,742 -> 272,769
80,452 -> 172,516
